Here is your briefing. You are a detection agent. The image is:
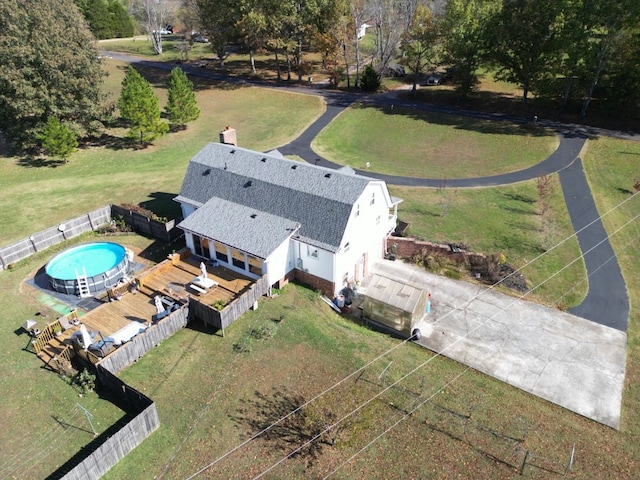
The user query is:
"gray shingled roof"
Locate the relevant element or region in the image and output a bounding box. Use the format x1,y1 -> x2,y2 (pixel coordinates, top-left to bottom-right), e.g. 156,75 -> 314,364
175,142 -> 376,253
178,197 -> 300,259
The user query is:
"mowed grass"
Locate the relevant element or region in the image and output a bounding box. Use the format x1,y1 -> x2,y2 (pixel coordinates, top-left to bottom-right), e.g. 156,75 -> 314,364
101,282 -> 638,479
582,137 -> 640,437
0,59 -> 325,245
0,232 -> 161,480
312,104 -> 557,178
390,178 -> 586,308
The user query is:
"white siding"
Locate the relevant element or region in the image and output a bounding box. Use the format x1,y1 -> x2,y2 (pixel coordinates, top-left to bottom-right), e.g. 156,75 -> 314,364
290,239 -> 335,282
265,237 -> 293,284
181,203 -> 197,220
336,182 -> 396,289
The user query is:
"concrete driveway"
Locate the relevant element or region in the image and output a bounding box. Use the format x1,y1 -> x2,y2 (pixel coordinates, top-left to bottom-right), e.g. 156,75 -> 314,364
367,259 -> 627,429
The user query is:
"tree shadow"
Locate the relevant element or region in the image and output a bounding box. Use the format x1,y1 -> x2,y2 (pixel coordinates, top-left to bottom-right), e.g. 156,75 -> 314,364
16,156 -> 66,168
368,101 -> 553,138
81,132 -> 136,151
139,191 -> 182,220
501,192 -> 536,204
230,386 -> 332,463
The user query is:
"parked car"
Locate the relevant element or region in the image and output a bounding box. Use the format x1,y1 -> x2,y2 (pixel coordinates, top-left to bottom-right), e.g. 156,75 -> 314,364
193,36 -> 208,43
425,73 -> 443,86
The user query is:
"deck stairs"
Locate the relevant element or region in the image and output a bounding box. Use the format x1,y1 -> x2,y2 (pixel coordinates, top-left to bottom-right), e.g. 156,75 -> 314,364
37,336 -> 76,373
76,268 -> 91,298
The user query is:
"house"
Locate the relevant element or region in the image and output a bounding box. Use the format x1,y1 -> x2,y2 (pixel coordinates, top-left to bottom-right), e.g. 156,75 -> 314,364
174,136 -> 402,297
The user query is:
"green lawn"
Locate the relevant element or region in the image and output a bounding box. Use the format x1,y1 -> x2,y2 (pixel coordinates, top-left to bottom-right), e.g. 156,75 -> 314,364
0,60 -> 325,245
582,137 -> 640,437
391,178 -> 586,308
312,104 -> 557,178
0,52 -> 637,479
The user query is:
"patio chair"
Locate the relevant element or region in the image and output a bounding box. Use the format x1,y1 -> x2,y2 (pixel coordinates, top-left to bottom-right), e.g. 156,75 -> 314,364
58,316 -> 73,331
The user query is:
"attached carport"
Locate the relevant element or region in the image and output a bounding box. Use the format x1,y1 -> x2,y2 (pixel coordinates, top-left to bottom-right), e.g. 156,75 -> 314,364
370,259 -> 627,429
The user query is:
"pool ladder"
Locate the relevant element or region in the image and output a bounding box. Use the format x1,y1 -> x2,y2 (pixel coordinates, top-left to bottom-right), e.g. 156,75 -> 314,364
75,268 -> 91,298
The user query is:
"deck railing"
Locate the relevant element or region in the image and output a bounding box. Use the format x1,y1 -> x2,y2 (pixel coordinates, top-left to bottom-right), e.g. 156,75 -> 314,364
33,310 -> 79,354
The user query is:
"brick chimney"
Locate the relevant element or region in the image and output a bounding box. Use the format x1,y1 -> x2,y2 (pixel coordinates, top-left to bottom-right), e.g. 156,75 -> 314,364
219,126 -> 237,146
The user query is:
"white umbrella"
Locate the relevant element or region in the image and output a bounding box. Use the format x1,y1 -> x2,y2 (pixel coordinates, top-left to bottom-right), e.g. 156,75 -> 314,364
23,319 -> 37,332
79,324 -> 93,351
200,261 -> 208,280
154,295 -> 166,314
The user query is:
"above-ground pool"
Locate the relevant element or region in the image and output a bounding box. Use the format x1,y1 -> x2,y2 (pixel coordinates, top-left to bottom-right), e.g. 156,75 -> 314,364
46,242 -> 130,296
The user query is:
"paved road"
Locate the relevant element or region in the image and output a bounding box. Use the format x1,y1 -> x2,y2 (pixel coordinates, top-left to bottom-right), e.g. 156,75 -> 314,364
104,50 -> 634,331
561,160 -> 630,330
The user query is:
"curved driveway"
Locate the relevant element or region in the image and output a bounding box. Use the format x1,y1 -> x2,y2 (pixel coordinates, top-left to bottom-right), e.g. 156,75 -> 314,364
278,87 -> 631,331
104,50 -> 632,331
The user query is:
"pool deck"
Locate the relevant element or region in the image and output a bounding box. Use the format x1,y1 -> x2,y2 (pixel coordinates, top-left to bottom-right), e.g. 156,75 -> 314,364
33,251 -> 256,368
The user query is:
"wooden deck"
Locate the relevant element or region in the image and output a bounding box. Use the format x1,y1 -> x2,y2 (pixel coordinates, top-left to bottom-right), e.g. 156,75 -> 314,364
140,254 -> 255,309
36,251 -> 258,369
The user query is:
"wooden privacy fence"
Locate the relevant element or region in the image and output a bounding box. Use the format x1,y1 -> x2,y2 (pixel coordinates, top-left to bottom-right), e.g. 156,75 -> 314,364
111,204 -> 181,242
0,206 -> 111,271
97,307 -> 189,374
60,367 -> 159,480
0,204 -> 182,271
191,275 -> 271,332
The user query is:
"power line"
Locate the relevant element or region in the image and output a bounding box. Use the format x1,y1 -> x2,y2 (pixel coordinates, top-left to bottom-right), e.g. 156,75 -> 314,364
183,192 -> 638,478
324,218 -> 640,479
251,210 -> 639,479
322,367 -> 473,479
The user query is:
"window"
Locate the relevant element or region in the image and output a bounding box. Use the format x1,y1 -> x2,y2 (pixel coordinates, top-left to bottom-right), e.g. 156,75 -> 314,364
307,246 -> 318,258
355,204 -> 360,217
376,215 -> 381,225
344,242 -> 350,252
370,192 -> 375,205
248,256 -> 263,276
231,248 -> 245,269
213,241 -> 228,263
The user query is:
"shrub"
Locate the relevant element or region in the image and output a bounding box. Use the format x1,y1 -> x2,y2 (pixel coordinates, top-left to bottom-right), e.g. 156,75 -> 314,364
360,65 -> 380,92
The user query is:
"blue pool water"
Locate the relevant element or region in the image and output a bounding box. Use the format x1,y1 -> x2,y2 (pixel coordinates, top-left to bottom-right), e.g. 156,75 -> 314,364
45,242 -> 130,295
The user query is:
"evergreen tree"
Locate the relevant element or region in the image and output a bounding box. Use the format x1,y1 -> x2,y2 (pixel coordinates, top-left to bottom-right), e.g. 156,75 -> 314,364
117,66 -> 168,144
165,67 -> 200,129
36,117 -> 78,163
360,65 -> 381,92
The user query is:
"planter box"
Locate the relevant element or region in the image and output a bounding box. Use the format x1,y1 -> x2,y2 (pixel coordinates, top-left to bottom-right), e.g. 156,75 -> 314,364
111,205 -> 181,242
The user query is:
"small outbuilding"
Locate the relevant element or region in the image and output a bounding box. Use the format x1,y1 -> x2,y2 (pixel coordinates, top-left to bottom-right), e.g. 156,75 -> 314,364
362,274 -> 430,338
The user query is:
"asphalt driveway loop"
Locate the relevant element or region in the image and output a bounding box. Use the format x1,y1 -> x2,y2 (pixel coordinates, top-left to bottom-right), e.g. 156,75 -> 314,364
367,259 -> 627,429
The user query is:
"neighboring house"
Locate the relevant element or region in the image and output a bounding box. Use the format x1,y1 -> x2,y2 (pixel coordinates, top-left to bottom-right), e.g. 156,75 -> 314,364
174,137 -> 402,297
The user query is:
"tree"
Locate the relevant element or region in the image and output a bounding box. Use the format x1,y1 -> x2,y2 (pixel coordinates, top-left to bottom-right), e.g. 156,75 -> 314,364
400,4 -> 440,95
130,0 -> 177,55
117,66 -> 168,144
487,0 -> 565,103
36,117 -> 78,163
237,0 -> 269,76
441,0 -> 499,96
197,0 -> 240,67
0,0 -> 106,147
165,67 -> 200,128
360,64 -> 381,91
369,0 -> 408,79
75,0 -> 134,39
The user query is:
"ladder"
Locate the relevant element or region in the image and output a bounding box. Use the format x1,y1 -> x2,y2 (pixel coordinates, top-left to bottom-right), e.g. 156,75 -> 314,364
76,268 -> 91,298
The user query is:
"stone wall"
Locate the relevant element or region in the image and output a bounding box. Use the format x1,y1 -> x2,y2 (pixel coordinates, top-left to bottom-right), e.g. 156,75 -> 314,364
388,236 -> 485,264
